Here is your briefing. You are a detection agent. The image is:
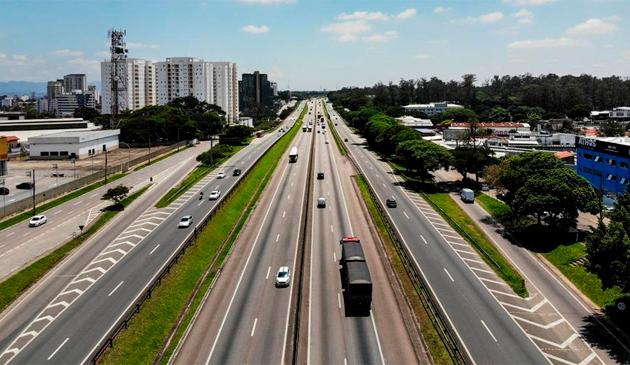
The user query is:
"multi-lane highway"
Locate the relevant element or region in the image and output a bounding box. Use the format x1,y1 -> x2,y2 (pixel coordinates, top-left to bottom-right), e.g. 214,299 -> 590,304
325,101 -> 551,364
0,102 -> 305,364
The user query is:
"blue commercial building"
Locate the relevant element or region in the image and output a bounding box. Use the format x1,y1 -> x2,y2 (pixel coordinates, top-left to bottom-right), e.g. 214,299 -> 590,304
576,136 -> 630,196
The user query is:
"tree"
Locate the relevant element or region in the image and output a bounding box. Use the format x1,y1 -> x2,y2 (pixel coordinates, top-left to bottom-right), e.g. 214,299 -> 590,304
102,185 -> 130,207
222,125 -> 253,145
586,221 -> 630,293
488,107 -> 511,123
74,107 -> 100,122
395,140 -> 453,181
600,120 -> 625,137
197,144 -> 233,165
442,108 -> 478,123
451,146 -> 495,181
567,103 -> 591,120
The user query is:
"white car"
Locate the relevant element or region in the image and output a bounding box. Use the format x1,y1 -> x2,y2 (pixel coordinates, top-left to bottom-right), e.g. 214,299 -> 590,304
209,190 -> 221,200
217,171 -> 226,179
275,266 -> 291,287
178,215 -> 193,228
29,215 -> 47,227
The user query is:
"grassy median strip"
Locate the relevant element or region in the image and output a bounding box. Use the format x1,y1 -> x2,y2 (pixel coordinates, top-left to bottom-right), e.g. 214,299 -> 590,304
423,193 -> 528,297
100,106 -> 305,365
354,175 -> 451,364
0,185 -> 149,312
135,146 -> 190,171
323,100 -> 347,156
476,193 -> 624,308
0,173 -> 126,232
155,145 -> 247,208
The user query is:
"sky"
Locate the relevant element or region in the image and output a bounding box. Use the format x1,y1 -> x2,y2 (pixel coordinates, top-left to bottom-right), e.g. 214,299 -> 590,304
0,0 -> 628,91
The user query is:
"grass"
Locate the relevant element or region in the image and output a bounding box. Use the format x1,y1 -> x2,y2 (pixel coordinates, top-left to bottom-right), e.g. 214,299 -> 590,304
0,173 -> 127,232
322,100 -> 347,156
135,146 -> 189,171
423,192 -> 528,297
100,105 -> 305,364
354,175 -> 452,364
0,185 -> 149,312
476,193 -> 626,309
154,145 -> 247,208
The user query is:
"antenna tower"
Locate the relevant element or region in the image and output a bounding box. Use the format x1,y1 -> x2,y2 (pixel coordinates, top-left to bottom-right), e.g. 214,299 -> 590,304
108,29 -> 128,129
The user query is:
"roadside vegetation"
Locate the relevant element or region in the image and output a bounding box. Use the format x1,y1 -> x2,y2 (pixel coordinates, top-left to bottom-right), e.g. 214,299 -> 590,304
354,175 -> 451,364
322,101 -> 347,155
99,103 -> 306,364
0,173 -> 126,232
0,185 -> 149,312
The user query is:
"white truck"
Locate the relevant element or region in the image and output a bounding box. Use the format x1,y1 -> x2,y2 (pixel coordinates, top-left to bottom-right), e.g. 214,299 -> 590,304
460,188 -> 475,203
289,147 -> 298,163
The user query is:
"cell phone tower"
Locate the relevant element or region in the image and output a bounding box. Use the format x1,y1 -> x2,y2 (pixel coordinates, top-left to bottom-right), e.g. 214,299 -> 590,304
108,29 -> 128,129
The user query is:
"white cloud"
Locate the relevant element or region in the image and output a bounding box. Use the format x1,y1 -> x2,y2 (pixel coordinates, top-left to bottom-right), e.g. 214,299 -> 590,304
239,0 -> 295,3
433,7 -> 452,14
127,42 -> 160,49
479,12 -> 504,24
503,0 -> 556,5
242,24 -> 269,33
362,31 -> 398,42
96,51 -> 110,58
51,49 -> 84,57
567,18 -> 617,35
395,8 -> 417,20
12,55 -> 27,61
513,9 -> 534,24
322,20 -> 371,41
338,34 -> 358,42
0,53 -> 6,59
415,54 -> 432,59
508,37 -> 589,49
519,18 -> 533,25
338,11 -> 389,21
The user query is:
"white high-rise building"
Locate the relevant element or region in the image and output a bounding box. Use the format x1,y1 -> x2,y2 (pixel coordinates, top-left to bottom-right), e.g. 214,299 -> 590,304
156,57 -> 212,105
100,59 -> 156,114
211,62 -> 238,123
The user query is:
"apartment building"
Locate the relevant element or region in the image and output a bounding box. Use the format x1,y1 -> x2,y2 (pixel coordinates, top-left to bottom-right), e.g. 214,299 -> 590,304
63,74 -> 87,93
100,58 -> 156,114
403,102 -> 464,116
211,62 -> 238,123
156,57 -> 212,105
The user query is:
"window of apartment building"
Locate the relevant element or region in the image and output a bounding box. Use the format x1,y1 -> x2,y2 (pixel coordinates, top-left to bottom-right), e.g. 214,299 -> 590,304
621,161 -> 629,169
606,158 -> 617,166
593,155 -> 602,162
607,173 -> 616,181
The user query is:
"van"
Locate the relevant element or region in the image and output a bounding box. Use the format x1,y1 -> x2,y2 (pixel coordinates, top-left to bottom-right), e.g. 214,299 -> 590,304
460,188 -> 475,203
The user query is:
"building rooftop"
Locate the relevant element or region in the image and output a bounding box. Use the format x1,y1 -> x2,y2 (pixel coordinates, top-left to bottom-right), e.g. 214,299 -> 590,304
404,102 -> 463,108
450,122 -> 529,129
30,129 -> 117,139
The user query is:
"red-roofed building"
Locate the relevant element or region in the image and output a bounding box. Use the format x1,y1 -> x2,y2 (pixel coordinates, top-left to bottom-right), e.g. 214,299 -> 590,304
0,135 -> 20,149
555,151 -> 574,164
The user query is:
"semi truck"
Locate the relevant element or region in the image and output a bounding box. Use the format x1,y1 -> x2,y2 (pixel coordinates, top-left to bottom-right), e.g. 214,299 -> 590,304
289,147 -> 298,163
340,236 -> 372,312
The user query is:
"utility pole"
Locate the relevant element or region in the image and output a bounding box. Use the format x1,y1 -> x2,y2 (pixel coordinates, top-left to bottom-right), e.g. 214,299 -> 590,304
27,169 -> 35,216
104,147 -> 108,184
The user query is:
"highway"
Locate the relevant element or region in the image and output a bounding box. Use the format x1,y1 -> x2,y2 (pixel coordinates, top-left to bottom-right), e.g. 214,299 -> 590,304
0,102 -> 305,364
172,100 -> 314,364
325,102 -> 550,364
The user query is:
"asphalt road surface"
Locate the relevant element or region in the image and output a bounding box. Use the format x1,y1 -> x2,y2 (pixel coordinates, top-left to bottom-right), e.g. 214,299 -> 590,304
325,102 -> 549,364
0,103 -> 305,364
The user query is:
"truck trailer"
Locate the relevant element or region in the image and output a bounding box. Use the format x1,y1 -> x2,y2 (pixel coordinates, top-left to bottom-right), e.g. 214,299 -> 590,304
340,236 -> 372,312
289,147 -> 298,163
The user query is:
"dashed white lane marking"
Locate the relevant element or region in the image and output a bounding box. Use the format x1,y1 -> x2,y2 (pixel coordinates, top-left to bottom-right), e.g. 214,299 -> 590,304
338,293 -> 342,309
23,232 -> 30,237
276,233 -> 280,242
421,235 -> 427,244
283,211 -> 286,218
149,244 -> 160,255
47,337 -> 69,360
266,266 -> 271,280
73,200 -> 83,206
403,211 -> 409,219
330,225 -> 334,233
287,194 -> 291,200
53,210 -> 63,215
108,281 -> 124,297
444,268 -> 455,282
198,200 -> 204,206
90,193 -> 99,198
481,320 -> 498,342
6,232 -> 14,237
333,252 -> 337,262
251,318 -> 258,337
382,183 -> 386,188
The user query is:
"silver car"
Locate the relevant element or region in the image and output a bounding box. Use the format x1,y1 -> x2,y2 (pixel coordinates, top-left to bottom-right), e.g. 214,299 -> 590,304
178,215 -> 193,228
275,266 -> 291,287
29,215 -> 47,227
209,190 -> 221,200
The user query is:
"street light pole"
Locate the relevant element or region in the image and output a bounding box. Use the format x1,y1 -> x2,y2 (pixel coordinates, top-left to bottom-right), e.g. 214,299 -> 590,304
104,148 -> 108,184
1,178 -> 5,216
27,169 -> 35,216
119,142 -> 131,169
52,163 -> 58,186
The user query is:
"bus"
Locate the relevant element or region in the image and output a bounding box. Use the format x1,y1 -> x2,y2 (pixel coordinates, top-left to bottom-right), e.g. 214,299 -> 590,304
289,147 -> 298,163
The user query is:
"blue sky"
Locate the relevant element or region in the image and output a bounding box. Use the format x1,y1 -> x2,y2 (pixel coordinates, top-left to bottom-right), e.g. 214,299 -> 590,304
0,0 -> 628,90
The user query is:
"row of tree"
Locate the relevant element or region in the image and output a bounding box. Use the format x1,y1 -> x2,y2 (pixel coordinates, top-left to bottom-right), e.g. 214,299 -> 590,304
328,73 -> 630,123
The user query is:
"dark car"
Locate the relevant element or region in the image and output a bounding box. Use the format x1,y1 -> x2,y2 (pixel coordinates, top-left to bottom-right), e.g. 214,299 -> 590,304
16,182 -> 34,190
344,138 -> 348,142
0,187 -> 9,195
52,172 -> 65,177
386,198 -> 397,208
496,192 -> 507,202
233,168 -> 241,176
317,172 -> 324,180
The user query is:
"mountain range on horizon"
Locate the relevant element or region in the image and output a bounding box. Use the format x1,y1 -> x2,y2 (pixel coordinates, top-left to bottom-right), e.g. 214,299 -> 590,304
0,81 -> 101,98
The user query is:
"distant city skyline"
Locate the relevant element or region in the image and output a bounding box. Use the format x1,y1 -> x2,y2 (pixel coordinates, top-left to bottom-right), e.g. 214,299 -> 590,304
0,0 -> 628,90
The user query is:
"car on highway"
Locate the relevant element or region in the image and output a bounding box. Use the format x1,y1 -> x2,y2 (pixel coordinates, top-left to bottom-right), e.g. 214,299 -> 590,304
325,140 -> 329,144
209,190 -> 221,200
29,215 -> 47,227
317,197 -> 326,208
217,171 -> 226,179
16,182 -> 34,190
344,138 -> 348,142
481,184 -> 490,191
317,172 -> 324,180
386,198 -> 397,208
275,266 -> 291,287
178,215 -> 193,228
52,172 -> 65,177
233,168 -> 241,176
0,187 -> 9,195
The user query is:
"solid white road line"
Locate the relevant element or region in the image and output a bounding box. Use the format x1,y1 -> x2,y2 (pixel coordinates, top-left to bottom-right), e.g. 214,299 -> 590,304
251,318 -> 258,337
266,266 -> 271,280
47,337 -> 69,360
403,211 -> 409,219
421,235 -> 428,244
108,281 -> 124,297
481,320 -> 498,342
370,312 -> 386,365
149,244 -> 160,255
444,268 -> 455,282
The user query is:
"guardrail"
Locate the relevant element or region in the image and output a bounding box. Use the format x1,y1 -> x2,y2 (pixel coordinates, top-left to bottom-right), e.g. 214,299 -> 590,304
327,104 -> 468,365
89,106 -> 304,364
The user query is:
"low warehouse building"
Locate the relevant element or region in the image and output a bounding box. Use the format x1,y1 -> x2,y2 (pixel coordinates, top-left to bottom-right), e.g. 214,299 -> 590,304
28,130 -> 120,159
